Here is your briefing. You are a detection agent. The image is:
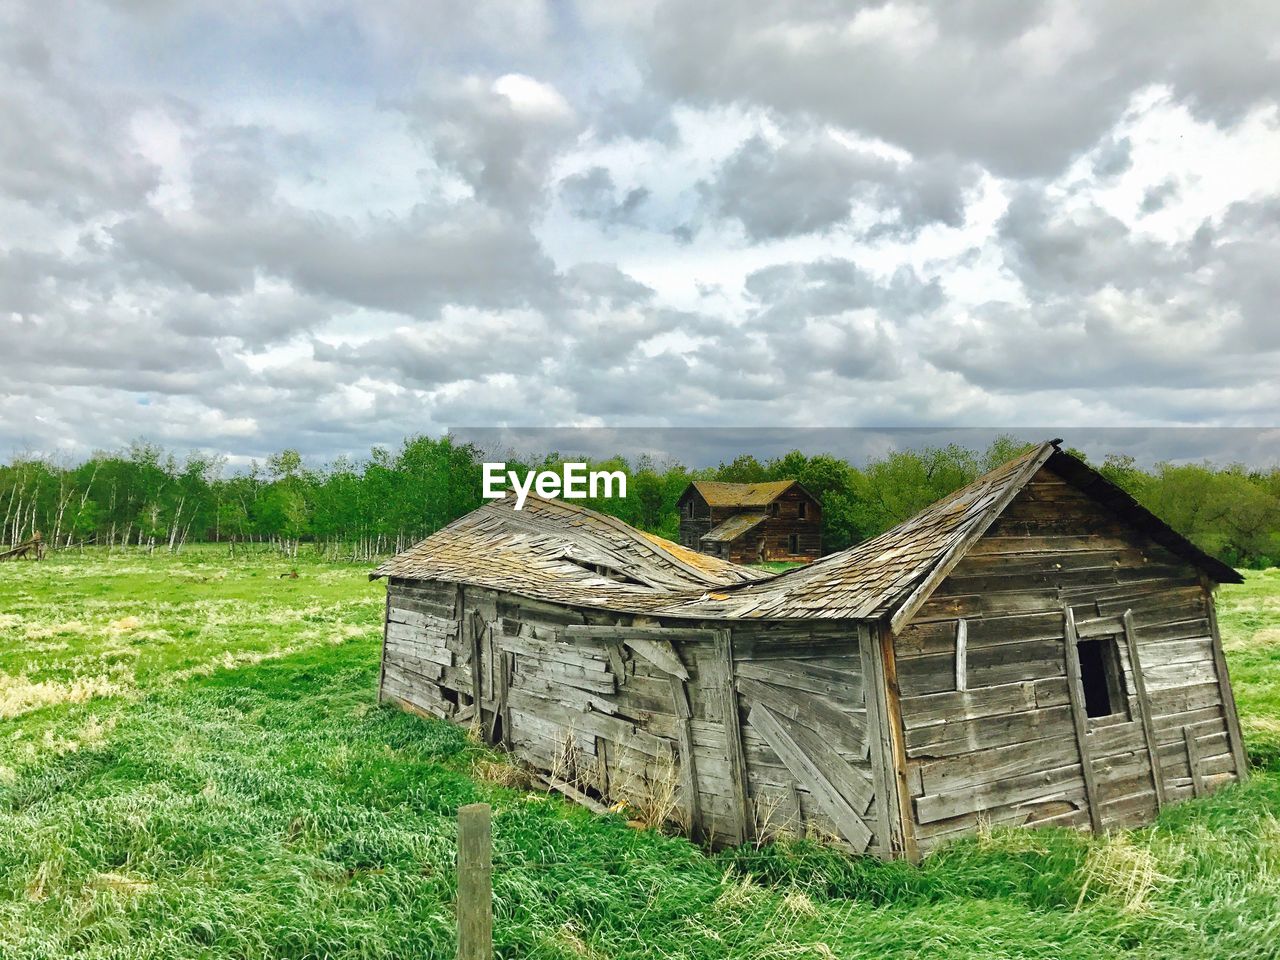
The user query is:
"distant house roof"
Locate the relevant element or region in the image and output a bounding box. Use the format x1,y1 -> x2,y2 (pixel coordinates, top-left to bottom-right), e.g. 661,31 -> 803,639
375,441 -> 1241,626
701,512 -> 767,544
687,480 -> 801,507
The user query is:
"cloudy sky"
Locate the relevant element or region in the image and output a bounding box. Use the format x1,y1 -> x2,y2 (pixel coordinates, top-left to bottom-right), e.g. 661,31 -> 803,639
3,1 -> 1280,464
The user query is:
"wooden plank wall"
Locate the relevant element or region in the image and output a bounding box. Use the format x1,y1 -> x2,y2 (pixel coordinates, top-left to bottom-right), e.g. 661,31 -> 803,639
732,487 -> 822,564
380,578 -> 466,720
893,465 -> 1242,855
379,580 -> 885,852
677,490 -> 714,550
730,623 -> 884,854
381,578 -> 763,844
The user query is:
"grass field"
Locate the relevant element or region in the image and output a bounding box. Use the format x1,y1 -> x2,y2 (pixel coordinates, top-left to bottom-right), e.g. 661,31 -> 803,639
1,548 -> 1278,959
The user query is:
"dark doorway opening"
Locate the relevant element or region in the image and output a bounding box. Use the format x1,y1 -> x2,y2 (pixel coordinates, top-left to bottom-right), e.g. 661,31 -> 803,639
1077,637 -> 1127,719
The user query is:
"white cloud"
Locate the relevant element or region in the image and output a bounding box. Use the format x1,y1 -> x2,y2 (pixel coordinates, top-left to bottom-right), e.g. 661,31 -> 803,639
1,0 -> 1279,462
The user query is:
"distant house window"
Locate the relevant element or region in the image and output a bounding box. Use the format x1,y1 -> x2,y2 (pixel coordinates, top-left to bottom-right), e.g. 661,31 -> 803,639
769,502 -> 779,517
797,502 -> 807,519
788,533 -> 799,554
1076,637 -> 1128,719
684,501 -> 694,519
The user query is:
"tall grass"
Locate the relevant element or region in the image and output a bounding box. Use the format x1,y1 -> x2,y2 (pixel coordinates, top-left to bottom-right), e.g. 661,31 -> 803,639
1,552 -> 1278,958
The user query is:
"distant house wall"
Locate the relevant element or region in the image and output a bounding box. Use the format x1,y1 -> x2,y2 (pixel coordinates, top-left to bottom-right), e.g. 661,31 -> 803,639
890,464 -> 1244,856
677,488 -> 713,550
749,486 -> 822,563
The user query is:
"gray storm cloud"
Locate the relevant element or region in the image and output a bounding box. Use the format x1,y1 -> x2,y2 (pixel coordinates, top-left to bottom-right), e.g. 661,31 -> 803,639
1,0 -> 1278,461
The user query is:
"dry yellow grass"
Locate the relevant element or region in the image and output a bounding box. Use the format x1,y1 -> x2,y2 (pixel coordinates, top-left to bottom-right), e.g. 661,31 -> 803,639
168,645 -> 306,682
0,671 -> 128,719
552,920 -> 609,959
25,859 -> 61,902
1249,626 -> 1280,648
40,714 -> 118,756
1075,833 -> 1179,914
90,871 -> 154,897
1242,714 -> 1280,741
473,757 -> 534,789
974,818 -> 1051,854
780,890 -> 819,918
23,619 -> 90,640
714,871 -> 763,914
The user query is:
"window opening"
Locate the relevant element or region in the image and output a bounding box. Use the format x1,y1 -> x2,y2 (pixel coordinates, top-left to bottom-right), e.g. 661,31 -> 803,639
1076,636 -> 1127,719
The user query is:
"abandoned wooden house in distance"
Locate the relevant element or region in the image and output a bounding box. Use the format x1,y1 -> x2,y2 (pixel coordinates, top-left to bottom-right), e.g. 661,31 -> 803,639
677,480 -> 822,563
373,440 -> 1247,859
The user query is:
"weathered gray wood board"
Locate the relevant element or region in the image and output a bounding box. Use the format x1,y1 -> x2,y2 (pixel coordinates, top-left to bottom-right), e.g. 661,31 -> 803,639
1063,606 -> 1104,833
747,703 -> 873,852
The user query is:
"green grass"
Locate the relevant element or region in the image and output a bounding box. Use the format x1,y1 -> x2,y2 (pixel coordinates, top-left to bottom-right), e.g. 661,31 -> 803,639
752,561 -> 806,573
2,549 -> 1279,959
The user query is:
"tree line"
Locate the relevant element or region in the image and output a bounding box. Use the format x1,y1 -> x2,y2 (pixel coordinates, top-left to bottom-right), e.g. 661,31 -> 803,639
2,435 -> 1278,568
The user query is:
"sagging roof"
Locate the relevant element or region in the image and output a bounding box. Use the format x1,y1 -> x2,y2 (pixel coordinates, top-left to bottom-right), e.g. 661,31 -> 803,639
688,480 -> 799,507
701,512 -> 767,544
662,442 -> 1055,624
374,440 -> 1242,625
372,494 -> 769,612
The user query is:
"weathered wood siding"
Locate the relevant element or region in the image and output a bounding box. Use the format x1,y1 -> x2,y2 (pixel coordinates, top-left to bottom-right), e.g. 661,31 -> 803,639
382,579 -> 725,833
730,622 -> 886,854
380,579 -> 886,851
677,488 -> 714,550
735,486 -> 822,564
893,465 -> 1243,854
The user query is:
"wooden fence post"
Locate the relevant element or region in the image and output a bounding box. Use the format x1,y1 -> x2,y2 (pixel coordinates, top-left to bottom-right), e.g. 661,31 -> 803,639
457,803 -> 493,960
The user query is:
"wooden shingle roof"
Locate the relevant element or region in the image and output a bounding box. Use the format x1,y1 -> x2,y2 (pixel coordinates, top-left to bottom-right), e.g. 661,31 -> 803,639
701,512 -> 767,543
689,480 -> 797,507
372,494 -> 768,612
664,440 -> 1243,625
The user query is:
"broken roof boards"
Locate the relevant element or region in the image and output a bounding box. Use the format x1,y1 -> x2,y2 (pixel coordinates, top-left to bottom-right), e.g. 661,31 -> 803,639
374,440 -> 1247,857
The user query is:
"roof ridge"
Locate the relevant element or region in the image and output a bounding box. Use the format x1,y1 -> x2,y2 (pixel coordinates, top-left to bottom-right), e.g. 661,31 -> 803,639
886,440 -> 1057,631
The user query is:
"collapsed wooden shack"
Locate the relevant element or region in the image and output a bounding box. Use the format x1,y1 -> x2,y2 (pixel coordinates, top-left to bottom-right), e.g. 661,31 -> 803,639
374,441 -> 1247,859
